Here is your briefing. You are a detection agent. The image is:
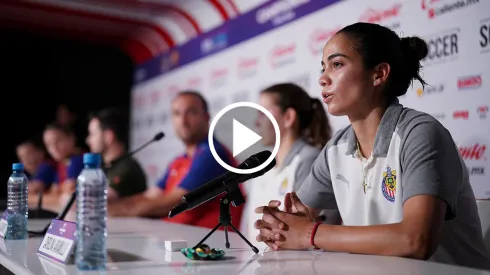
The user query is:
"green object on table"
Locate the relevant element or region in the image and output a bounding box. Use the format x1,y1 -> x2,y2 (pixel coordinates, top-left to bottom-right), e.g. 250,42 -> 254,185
181,244 -> 225,260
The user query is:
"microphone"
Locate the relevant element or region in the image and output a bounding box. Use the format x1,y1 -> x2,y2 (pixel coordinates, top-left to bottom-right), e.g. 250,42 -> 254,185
28,131 -> 165,236
168,150 -> 275,218
109,131 -> 164,167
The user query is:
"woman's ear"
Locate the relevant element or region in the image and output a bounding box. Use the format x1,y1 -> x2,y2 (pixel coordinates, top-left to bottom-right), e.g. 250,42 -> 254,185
372,62 -> 391,87
283,108 -> 297,129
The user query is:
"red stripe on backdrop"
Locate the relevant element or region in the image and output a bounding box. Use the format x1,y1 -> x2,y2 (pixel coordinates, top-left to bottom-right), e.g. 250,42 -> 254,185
82,0 -> 202,35
208,0 -> 230,20
121,40 -> 154,64
224,0 -> 240,15
2,0 -> 174,51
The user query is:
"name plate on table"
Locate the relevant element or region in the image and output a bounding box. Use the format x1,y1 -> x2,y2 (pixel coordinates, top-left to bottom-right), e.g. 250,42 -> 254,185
37,219 -> 76,264
0,211 -> 8,238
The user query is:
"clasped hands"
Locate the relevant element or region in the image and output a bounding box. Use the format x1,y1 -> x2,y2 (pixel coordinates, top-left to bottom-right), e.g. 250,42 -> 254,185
254,192 -> 316,251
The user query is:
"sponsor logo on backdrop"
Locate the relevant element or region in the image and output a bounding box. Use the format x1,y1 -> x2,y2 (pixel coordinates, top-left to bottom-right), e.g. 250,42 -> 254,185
422,28 -> 459,66
459,143 -> 486,175
270,43 -> 296,69
146,164 -> 159,179
431,113 -> 446,120
210,96 -> 227,115
416,83 -> 444,97
256,0 -> 309,26
187,77 -> 202,89
132,118 -> 141,130
158,112 -> 168,125
289,73 -> 311,90
453,110 -> 469,119
168,85 -> 181,98
232,91 -> 250,103
201,32 -> 228,54
161,50 -> 180,72
210,68 -> 229,88
237,57 -> 259,79
133,94 -> 148,110
146,114 -> 154,127
458,75 -> 482,90
421,0 -> 479,19
480,17 -> 490,54
477,106 -> 488,119
359,3 -> 402,30
309,27 -> 342,56
149,91 -> 160,106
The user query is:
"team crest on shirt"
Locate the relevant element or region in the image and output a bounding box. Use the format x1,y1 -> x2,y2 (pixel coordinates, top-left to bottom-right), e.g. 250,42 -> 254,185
381,166 -> 396,202
279,178 -> 288,195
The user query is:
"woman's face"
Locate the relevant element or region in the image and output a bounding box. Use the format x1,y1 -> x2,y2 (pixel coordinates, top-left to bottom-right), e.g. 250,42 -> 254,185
319,33 -> 376,117
255,93 -> 286,147
43,129 -> 74,161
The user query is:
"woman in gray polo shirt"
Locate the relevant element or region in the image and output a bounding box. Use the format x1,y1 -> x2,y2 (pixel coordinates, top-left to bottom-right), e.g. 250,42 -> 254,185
254,23 -> 490,270
242,83 -> 332,251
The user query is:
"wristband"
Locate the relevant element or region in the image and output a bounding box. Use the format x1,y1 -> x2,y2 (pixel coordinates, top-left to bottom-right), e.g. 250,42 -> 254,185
309,222 -> 322,250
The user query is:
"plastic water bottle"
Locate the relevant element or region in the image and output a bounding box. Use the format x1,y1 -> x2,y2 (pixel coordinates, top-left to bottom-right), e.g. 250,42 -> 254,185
5,163 -> 28,240
75,153 -> 107,270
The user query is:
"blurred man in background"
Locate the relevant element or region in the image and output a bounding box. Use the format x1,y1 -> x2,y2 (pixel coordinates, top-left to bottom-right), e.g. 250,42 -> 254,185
36,123 -> 84,207
86,108 -> 147,202
109,91 -> 244,229
16,136 -> 56,195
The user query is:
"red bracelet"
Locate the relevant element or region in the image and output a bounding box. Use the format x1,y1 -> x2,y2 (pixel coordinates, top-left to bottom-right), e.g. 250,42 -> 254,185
309,222 -> 322,250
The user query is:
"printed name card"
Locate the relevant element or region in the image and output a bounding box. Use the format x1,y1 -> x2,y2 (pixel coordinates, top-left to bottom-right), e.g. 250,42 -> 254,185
0,211 -> 8,239
37,219 -> 76,264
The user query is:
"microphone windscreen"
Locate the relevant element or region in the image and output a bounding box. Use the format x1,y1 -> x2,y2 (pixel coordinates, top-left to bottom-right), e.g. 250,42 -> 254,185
154,132 -> 165,141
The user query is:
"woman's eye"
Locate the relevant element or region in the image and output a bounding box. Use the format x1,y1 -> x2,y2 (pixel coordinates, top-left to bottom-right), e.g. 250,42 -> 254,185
333,62 -> 342,68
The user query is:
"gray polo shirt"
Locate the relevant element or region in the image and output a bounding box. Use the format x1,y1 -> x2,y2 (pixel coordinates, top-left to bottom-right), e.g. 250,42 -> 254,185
297,99 -> 490,270
244,139 -> 320,251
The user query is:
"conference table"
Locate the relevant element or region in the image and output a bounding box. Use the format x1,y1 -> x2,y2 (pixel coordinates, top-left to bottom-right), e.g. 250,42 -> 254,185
0,217 -> 488,275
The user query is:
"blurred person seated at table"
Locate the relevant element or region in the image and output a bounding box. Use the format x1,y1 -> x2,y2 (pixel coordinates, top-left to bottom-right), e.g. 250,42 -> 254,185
35,123 -> 85,206
254,23 -> 490,270
243,83 -> 333,250
16,136 -> 56,195
56,103 -> 88,151
86,108 -> 147,202
109,91 -> 244,229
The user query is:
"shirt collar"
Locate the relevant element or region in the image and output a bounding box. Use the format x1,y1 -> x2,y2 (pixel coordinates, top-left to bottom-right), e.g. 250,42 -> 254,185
182,137 -> 212,158
345,99 -> 404,158
280,138 -> 308,169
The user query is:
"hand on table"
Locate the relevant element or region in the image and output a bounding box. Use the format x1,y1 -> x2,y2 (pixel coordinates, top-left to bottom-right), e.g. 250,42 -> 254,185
254,192 -> 316,251
108,194 -> 146,217
108,201 -> 132,217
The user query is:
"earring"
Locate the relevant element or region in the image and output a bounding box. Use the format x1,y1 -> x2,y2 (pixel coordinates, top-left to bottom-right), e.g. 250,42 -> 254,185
373,80 -> 378,85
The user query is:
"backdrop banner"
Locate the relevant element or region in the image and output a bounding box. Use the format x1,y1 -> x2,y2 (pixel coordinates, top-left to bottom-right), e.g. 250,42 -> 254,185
130,0 -> 490,199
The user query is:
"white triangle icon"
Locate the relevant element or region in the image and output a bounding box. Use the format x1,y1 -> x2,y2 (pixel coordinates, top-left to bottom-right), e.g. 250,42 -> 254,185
233,119 -> 262,157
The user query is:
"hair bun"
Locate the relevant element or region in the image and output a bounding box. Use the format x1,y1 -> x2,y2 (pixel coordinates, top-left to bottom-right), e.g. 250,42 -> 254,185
400,36 -> 428,61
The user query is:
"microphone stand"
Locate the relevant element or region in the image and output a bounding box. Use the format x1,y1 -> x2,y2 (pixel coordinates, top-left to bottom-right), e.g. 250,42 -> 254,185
192,186 -> 259,253
28,191 -> 77,237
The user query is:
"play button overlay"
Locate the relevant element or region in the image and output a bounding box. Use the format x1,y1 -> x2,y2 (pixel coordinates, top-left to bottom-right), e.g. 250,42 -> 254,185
209,102 -> 280,175
233,119 -> 262,157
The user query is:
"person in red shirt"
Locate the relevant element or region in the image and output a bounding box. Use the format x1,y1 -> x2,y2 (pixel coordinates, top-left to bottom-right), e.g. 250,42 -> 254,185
38,123 -> 84,207
109,91 -> 244,230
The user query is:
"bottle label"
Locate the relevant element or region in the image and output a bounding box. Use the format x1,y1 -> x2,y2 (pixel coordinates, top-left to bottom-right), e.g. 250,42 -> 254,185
0,212 -> 8,238
37,219 -> 77,264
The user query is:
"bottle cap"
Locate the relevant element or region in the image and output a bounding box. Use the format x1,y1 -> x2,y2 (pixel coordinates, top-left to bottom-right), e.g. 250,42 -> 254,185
12,163 -> 24,171
83,153 -> 102,166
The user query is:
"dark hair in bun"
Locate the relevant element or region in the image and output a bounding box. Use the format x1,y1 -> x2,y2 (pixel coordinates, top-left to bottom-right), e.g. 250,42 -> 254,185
337,23 -> 427,101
